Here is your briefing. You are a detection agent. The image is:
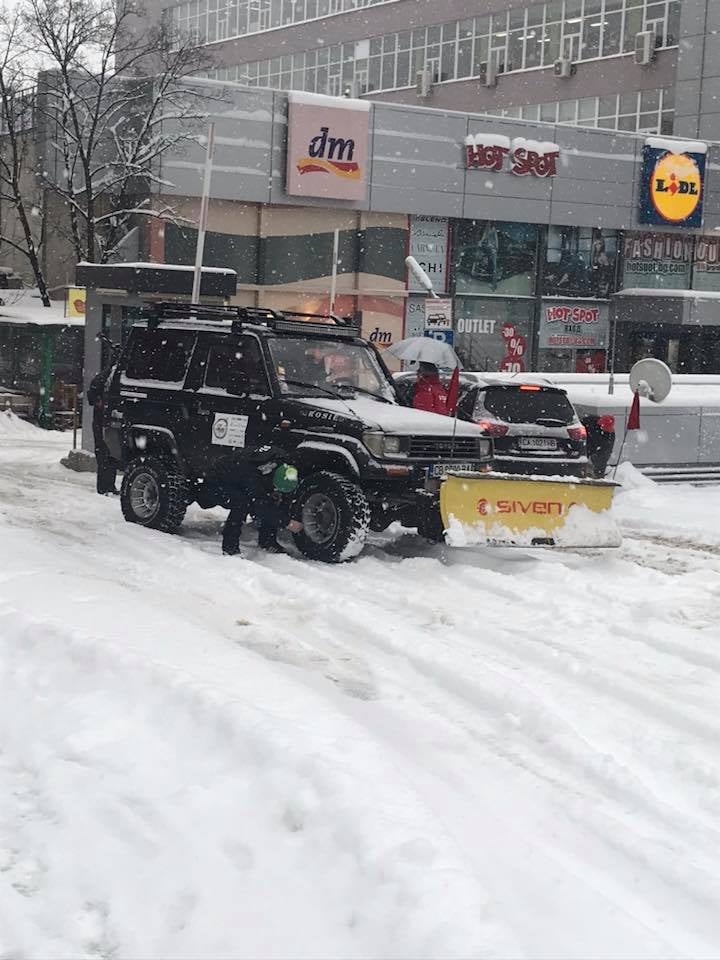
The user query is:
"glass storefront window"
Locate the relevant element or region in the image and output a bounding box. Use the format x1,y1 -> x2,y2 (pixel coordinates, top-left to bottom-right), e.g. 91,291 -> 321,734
454,221 -> 538,297
454,298 -> 534,373
622,232 -> 693,290
543,226 -> 618,299
692,237 -> 720,293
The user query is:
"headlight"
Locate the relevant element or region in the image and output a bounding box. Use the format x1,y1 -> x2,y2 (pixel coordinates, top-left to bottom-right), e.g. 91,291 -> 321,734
362,430 -> 384,457
362,431 -> 405,458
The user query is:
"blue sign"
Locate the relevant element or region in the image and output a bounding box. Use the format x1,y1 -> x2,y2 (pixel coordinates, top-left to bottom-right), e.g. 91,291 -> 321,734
639,142 -> 706,228
424,328 -> 454,345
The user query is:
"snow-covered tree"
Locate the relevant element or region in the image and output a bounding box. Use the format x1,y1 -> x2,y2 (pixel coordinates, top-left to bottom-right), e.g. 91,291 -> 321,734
0,0 -> 216,292
0,12 -> 50,304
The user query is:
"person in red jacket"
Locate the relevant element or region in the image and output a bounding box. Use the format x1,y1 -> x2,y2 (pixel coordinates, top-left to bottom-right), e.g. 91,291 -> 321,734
412,362 -> 449,414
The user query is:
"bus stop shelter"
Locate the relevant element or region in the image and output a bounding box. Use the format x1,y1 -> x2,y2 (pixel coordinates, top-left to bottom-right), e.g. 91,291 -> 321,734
70,262 -> 237,462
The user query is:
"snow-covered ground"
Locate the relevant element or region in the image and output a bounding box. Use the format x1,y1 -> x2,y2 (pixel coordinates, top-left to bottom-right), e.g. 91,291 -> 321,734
2,412 -> 720,959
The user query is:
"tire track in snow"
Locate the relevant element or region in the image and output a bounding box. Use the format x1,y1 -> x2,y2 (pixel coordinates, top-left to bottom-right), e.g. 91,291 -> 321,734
228,558 -> 720,957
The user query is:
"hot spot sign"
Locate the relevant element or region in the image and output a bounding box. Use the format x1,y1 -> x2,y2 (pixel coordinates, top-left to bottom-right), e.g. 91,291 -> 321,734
538,301 -> 609,350
639,137 -> 707,228
465,132 -> 560,177
286,92 -> 370,201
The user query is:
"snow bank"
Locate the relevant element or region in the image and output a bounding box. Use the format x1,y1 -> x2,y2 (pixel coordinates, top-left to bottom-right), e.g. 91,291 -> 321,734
0,409 -> 41,438
0,532 -> 513,958
4,430 -> 720,958
613,461 -> 656,490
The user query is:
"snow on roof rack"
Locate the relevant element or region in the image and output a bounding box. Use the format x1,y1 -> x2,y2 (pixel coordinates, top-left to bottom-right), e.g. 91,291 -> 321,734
139,301 -> 361,337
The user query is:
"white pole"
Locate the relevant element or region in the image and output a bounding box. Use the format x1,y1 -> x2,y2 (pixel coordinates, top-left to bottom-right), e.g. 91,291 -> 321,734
608,307 -> 617,395
329,227 -> 339,314
191,123 -> 216,305
405,255 -> 439,299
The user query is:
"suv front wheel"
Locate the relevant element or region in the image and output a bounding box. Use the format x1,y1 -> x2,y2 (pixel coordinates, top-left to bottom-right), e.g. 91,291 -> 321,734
292,471 -> 370,563
120,456 -> 189,534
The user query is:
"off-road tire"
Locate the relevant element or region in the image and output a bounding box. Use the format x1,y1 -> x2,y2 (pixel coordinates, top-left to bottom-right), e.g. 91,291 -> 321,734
417,494 -> 445,543
292,471 -> 370,563
120,456 -> 189,534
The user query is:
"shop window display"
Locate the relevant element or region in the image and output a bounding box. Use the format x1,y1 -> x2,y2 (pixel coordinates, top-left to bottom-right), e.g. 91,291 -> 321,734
454,298 -> 534,372
454,221 -> 538,297
543,226 -> 618,299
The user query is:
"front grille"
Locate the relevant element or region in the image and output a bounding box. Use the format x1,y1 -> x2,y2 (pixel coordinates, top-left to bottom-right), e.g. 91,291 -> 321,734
408,436 -> 484,460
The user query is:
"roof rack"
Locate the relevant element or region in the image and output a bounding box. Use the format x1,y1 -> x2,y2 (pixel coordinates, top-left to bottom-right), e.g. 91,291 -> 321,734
140,301 -> 361,338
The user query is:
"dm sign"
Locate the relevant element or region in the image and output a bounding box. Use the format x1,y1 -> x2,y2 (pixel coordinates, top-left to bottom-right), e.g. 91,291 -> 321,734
639,138 -> 707,228
286,92 -> 370,202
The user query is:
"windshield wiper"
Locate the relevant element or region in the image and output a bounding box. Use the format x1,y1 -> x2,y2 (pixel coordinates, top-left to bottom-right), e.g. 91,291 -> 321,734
336,383 -> 392,404
280,378 -> 344,399
535,417 -> 567,426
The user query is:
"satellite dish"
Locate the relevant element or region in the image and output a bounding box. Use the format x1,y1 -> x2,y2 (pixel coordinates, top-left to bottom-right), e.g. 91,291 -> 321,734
629,358 -> 672,403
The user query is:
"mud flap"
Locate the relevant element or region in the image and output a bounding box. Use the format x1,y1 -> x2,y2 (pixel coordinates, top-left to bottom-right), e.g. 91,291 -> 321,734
439,473 -> 621,549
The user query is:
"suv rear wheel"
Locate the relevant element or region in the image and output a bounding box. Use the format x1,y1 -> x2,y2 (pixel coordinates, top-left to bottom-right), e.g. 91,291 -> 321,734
120,456 -> 189,534
292,471 -> 370,563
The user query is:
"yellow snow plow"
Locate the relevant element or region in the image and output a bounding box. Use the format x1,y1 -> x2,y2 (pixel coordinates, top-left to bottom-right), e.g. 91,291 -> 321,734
439,472 -> 621,549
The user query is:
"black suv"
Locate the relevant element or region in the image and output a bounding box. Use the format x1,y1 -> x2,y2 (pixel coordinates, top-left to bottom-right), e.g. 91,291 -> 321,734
100,303 -> 491,562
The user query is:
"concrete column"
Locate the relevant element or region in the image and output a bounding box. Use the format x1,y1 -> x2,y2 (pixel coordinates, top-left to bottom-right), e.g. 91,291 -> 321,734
673,0 -> 710,139
81,289 -> 103,452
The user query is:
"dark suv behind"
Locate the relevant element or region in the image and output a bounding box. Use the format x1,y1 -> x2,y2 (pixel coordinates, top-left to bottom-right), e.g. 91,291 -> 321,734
100,304 -> 492,561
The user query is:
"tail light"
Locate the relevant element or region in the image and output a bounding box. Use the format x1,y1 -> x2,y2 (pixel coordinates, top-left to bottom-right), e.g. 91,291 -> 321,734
567,424 -> 587,441
597,415 -> 615,433
475,419 -> 509,437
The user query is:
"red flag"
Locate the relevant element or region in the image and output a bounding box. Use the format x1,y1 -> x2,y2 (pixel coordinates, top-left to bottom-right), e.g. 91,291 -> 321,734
627,390 -> 640,431
446,365 -> 460,416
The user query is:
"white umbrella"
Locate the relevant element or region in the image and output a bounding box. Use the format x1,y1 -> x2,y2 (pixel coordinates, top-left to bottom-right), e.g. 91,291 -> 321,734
386,336 -> 461,368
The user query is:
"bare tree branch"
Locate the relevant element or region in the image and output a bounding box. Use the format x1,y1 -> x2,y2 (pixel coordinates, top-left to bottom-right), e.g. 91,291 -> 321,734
8,0 -> 221,265
0,9 -> 50,304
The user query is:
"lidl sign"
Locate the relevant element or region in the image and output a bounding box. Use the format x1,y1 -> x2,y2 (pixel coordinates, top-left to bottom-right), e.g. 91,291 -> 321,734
639,138 -> 707,228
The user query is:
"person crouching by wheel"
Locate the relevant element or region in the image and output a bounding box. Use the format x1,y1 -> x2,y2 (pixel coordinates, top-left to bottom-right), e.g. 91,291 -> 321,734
220,446 -> 302,557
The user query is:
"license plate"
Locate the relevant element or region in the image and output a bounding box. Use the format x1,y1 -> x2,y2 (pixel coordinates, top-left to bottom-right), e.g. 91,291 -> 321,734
518,437 -> 558,451
431,462 -> 481,477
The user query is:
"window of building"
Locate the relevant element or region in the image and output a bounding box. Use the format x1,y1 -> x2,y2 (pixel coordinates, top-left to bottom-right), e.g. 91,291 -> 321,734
211,0 -> 680,98
489,86 -> 673,135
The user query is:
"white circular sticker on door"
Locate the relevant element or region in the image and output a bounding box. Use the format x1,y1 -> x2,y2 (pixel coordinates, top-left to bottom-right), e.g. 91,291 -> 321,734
213,417 -> 229,440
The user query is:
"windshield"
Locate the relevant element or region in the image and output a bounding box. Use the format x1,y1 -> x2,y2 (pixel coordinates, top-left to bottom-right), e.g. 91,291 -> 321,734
479,386 -> 576,425
268,337 -> 396,402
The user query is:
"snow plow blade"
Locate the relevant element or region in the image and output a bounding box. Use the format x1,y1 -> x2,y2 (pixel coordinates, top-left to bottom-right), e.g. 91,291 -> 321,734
439,473 -> 621,549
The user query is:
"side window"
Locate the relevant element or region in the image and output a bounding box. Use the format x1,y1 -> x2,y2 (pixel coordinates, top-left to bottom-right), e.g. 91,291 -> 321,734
124,329 -> 196,384
204,336 -> 268,395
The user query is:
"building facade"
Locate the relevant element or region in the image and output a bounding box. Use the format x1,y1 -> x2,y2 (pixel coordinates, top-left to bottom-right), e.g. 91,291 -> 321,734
135,82 -> 720,376
152,0 -> 718,142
